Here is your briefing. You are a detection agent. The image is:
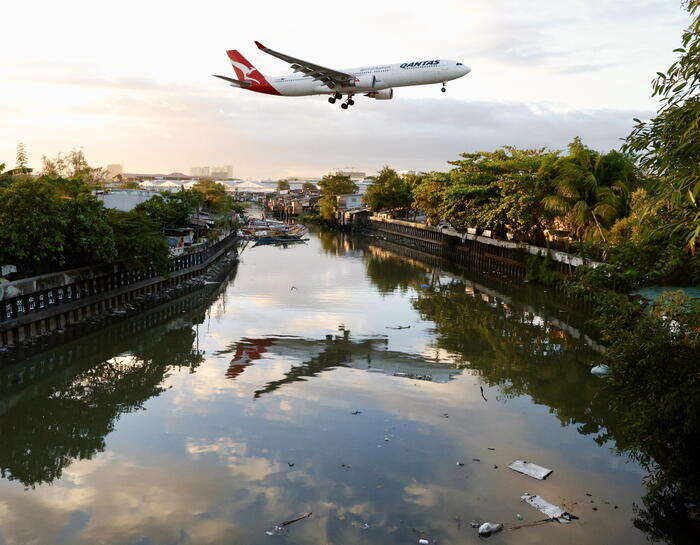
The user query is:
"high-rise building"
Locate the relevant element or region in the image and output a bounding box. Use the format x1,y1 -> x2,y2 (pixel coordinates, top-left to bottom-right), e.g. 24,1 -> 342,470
210,165 -> 234,179
190,166 -> 210,176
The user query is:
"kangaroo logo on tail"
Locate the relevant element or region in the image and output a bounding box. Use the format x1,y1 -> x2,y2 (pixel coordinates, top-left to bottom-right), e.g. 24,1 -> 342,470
227,50 -> 265,86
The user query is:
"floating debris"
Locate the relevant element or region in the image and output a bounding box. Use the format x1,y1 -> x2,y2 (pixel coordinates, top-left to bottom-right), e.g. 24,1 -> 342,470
516,513 -> 523,520
265,512 -> 313,536
287,461 -> 295,467
472,458 -> 481,462
456,462 -> 465,467
590,364 -> 611,377
521,493 -> 577,522
351,410 -> 363,415
478,522 -> 503,536
508,460 -> 553,480
352,521 -> 371,530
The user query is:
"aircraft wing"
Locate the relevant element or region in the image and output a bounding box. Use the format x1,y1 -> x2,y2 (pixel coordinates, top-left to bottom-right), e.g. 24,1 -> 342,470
254,41 -> 354,88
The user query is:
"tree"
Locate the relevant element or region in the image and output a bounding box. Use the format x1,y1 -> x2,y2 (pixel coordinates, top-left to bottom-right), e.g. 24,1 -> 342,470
412,172 -> 451,226
192,179 -> 234,214
543,138 -> 639,242
363,166 -> 414,214
302,181 -> 316,192
40,149 -> 106,188
317,174 -> 358,220
277,179 -> 291,191
134,192 -> 198,229
0,178 -> 118,275
106,210 -> 171,272
0,163 -> 11,188
0,179 -> 68,275
623,2 -> 699,251
413,147 -> 557,236
59,193 -> 117,267
15,143 -> 28,170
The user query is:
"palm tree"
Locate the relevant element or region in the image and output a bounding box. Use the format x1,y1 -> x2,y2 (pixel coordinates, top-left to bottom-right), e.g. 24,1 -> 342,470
543,139 -> 637,242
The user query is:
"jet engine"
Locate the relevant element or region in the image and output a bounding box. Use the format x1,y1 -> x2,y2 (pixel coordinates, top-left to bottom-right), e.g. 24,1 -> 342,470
365,88 -> 394,100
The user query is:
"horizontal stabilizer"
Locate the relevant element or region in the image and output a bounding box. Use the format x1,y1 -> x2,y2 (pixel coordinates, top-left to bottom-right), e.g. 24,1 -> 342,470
212,74 -> 251,87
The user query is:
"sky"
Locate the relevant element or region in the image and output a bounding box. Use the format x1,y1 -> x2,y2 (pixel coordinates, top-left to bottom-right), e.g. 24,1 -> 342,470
1,0 -> 691,179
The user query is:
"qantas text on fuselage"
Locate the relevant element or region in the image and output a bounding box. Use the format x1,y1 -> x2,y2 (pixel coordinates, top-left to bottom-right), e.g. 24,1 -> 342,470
213,42 -> 471,109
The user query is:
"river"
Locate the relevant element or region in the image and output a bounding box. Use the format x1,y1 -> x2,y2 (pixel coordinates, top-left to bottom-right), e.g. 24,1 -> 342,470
0,230 -> 671,544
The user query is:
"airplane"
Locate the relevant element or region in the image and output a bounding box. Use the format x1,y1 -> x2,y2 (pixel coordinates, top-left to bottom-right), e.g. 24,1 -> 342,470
213,41 -> 471,109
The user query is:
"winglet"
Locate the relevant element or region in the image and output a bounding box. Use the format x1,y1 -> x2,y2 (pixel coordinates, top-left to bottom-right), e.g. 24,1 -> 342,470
254,41 -> 266,50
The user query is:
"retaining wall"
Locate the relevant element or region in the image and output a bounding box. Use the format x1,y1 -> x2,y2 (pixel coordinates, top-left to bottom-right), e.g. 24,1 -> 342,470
0,232 -> 238,347
366,217 -> 602,279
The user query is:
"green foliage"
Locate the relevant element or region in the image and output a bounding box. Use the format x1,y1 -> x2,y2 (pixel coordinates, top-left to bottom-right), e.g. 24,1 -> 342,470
623,3 -> 700,251
0,178 -> 117,275
363,166 -> 416,213
134,191 -> 199,229
568,241 -> 699,295
543,138 -> 640,242
192,179 -> 235,215
412,172 -> 451,225
413,147 -> 558,237
302,181 -> 316,192
317,174 -> 358,221
106,210 -> 171,272
277,179 -> 290,191
594,291 -> 700,509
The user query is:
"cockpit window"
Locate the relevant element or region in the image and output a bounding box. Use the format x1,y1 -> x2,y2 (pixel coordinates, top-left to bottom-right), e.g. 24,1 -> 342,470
456,62 -> 463,66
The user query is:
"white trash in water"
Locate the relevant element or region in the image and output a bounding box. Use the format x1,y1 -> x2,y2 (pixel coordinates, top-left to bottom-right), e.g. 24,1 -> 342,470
590,364 -> 611,376
478,522 -> 503,535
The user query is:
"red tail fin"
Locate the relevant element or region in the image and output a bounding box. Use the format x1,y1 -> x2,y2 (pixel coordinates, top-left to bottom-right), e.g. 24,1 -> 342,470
227,50 -> 267,86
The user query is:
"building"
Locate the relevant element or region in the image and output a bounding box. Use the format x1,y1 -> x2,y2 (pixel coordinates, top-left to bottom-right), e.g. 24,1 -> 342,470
329,168 -> 366,180
336,194 -> 363,210
190,166 -> 210,176
211,165 -> 234,179
106,164 -> 123,178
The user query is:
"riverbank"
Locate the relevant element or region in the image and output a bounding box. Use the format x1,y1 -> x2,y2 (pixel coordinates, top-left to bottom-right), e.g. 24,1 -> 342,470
0,232 -> 239,351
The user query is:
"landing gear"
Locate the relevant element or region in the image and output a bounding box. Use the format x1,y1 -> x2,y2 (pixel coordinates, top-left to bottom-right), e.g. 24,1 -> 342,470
347,98 -> 355,106
334,92 -> 342,99
441,83 -> 446,93
341,103 -> 349,110
328,97 -> 336,104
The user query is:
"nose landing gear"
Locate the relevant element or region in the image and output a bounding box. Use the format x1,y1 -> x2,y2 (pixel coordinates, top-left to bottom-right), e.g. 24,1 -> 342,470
441,82 -> 447,93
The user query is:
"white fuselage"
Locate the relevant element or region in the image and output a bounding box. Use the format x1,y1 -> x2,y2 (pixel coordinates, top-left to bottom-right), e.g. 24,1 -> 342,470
268,59 -> 470,96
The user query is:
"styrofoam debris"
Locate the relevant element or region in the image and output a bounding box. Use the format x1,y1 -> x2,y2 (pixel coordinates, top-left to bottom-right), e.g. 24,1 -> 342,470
521,492 -> 575,522
508,460 -> 553,480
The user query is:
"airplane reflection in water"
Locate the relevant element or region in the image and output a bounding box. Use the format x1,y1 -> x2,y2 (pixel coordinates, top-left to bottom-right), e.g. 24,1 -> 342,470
217,331 -> 462,397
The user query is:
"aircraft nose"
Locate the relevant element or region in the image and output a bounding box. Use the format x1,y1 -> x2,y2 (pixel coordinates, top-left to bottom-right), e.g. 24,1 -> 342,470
462,65 -> 471,75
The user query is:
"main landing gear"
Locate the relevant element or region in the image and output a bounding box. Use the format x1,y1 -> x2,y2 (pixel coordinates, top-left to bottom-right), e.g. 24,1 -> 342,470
330,94 -> 355,109
328,92 -> 343,104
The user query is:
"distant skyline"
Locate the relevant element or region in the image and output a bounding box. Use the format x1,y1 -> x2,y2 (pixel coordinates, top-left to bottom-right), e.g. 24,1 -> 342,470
2,0 -> 692,178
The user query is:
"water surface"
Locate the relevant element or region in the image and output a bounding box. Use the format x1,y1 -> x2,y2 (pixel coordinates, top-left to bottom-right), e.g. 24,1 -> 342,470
0,231 -> 658,544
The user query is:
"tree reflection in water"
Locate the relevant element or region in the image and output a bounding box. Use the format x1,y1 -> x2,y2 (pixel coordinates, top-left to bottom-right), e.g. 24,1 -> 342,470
0,285 -> 212,488
364,237 -> 700,543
